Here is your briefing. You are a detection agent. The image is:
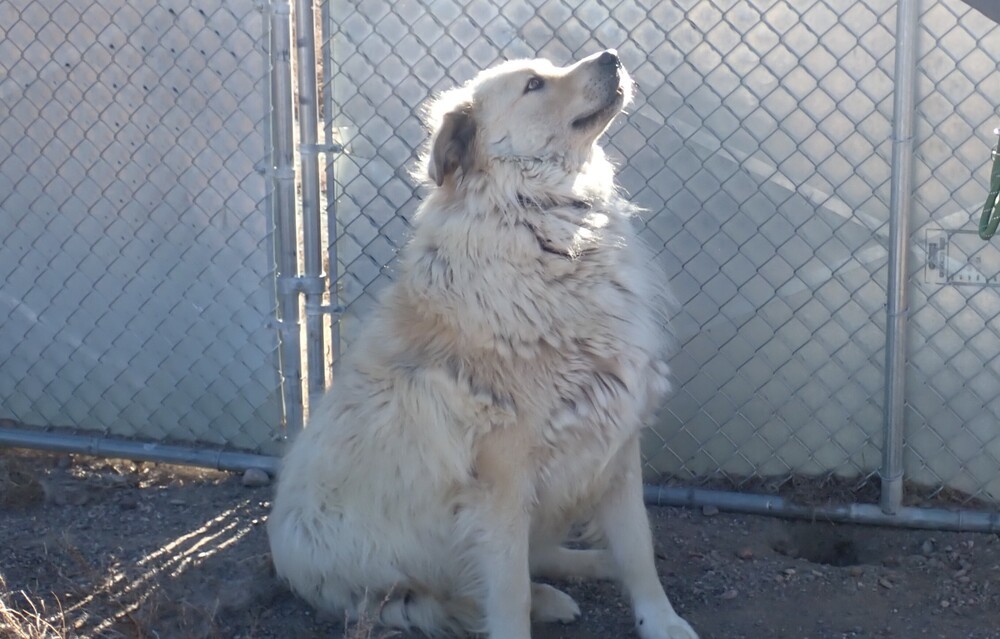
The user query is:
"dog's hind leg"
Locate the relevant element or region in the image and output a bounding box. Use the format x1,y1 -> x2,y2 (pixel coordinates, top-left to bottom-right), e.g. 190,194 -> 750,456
377,591 -> 466,636
530,545 -> 615,581
530,582 -> 580,624
596,436 -> 699,639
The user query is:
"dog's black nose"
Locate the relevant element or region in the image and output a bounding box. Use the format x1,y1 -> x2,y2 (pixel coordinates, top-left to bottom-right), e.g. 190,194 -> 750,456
598,50 -> 620,67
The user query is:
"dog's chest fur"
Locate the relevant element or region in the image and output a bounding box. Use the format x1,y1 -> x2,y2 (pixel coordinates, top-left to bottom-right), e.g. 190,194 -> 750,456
392,189 -> 672,491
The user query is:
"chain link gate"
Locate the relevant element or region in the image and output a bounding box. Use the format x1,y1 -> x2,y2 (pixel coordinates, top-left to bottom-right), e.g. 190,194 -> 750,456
0,0 -> 284,463
315,0 -> 1000,527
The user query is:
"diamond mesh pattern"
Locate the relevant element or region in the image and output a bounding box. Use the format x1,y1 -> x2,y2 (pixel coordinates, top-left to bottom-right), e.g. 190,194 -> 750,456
5,0 -> 998,498
0,0 -> 282,453
320,0 -> 1000,501
906,2 -> 1000,501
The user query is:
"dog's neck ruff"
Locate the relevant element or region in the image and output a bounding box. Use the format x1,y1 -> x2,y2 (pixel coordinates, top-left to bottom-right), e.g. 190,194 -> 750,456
515,193 -> 591,211
486,152 -> 610,212
490,151 -> 593,175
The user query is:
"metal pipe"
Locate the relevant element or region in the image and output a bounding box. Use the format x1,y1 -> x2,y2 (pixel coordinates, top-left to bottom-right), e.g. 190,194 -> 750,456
0,427 -> 279,475
7,423 -> 998,531
293,0 -> 327,411
321,0 -> 341,365
645,485 -> 1000,533
269,0 -> 304,435
881,0 -> 920,516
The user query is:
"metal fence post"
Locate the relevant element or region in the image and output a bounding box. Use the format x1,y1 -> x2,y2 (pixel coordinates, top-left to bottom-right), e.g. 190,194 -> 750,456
269,0 -> 304,435
321,0 -> 341,367
881,0 -> 920,515
293,0 -> 328,411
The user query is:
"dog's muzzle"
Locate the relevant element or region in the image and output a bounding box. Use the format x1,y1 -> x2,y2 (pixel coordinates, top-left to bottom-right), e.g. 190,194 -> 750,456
571,50 -> 628,130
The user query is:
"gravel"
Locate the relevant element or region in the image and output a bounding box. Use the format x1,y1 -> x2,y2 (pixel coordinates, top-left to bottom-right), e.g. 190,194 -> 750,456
3,449 -> 1000,639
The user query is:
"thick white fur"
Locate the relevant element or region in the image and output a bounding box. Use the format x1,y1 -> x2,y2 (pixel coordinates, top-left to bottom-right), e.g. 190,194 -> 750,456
267,50 -> 698,639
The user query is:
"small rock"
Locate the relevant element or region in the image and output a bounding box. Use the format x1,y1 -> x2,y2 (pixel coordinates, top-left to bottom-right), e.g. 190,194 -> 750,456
720,589 -> 738,600
736,547 -> 754,561
782,568 -> 796,577
940,600 -> 950,608
701,505 -> 719,517
921,539 -> 935,555
904,554 -> 926,566
242,467 -> 272,488
169,498 -> 186,506
848,566 -> 864,577
878,577 -> 894,589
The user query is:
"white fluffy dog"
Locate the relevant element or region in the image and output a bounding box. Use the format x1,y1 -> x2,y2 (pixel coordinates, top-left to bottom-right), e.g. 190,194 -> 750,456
267,50 -> 698,639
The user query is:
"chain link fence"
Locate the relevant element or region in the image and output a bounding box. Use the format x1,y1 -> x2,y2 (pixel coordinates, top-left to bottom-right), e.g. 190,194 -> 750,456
907,2 -> 1000,502
0,0 -> 283,454
2,0 -> 1000,520
320,0 -> 1000,508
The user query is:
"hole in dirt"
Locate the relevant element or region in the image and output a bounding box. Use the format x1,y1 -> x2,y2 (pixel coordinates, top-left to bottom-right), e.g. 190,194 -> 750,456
771,522 -> 872,567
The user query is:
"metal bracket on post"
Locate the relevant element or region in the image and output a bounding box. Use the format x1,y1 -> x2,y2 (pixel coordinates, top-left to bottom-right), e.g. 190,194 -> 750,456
300,143 -> 343,155
276,275 -> 327,296
276,276 -> 342,316
317,304 -> 344,316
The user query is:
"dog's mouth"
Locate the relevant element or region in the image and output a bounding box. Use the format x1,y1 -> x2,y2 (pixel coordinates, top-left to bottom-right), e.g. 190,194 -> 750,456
570,87 -> 626,130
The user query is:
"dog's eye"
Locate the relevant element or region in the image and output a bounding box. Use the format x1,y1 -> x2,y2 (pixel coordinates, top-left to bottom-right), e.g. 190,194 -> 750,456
524,76 -> 545,93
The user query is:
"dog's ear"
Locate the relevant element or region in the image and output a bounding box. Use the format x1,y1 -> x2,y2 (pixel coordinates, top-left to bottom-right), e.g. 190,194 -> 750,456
429,104 -> 477,187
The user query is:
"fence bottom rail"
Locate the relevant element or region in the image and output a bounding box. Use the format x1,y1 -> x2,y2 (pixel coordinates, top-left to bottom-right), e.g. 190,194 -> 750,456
646,485 -> 1000,533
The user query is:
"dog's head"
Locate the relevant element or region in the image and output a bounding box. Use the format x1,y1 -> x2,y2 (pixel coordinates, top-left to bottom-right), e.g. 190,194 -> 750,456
424,50 -> 633,187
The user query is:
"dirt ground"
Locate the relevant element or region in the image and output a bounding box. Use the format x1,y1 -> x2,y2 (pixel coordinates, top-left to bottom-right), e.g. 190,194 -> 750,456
2,449 -> 1000,639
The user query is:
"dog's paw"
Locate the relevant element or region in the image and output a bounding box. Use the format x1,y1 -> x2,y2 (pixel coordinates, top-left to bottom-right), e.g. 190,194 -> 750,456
635,602 -> 698,639
530,583 -> 581,624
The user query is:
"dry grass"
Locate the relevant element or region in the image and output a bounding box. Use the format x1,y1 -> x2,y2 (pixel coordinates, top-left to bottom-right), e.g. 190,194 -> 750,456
342,590 -> 400,639
1,530 -> 226,639
0,577 -> 69,639
2,569 -> 400,639
2,449 -> 396,638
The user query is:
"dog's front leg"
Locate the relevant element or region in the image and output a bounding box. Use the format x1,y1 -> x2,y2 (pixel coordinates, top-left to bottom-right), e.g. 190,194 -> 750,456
472,426 -> 534,639
597,436 -> 699,639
